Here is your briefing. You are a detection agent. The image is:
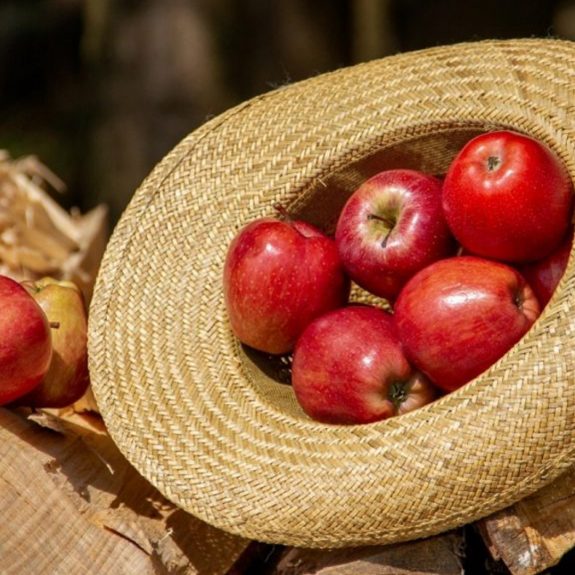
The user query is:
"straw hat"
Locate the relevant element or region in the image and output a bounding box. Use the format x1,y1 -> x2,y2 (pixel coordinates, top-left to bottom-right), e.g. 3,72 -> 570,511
88,38 -> 575,548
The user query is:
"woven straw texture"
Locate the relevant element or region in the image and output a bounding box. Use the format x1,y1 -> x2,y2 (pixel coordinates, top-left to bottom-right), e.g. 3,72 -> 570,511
88,38 -> 575,548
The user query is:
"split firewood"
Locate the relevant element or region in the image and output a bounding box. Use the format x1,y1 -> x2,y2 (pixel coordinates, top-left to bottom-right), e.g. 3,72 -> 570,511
272,470 -> 575,575
478,466 -> 575,575
0,407 -> 250,575
273,532 -> 464,575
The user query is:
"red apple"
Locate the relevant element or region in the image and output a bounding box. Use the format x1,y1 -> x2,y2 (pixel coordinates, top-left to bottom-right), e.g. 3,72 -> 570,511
394,256 -> 541,392
443,130 -> 573,263
224,215 -> 350,354
0,275 -> 53,405
335,169 -> 455,301
19,277 -> 90,408
291,305 -> 437,424
520,228 -> 573,308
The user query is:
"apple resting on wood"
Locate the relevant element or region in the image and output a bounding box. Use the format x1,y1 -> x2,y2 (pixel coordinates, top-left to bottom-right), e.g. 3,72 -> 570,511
19,277 -> 90,408
224,214 -> 350,355
291,305 -> 437,424
335,169 -> 455,301
442,130 -> 573,263
0,275 -> 53,405
394,256 -> 541,392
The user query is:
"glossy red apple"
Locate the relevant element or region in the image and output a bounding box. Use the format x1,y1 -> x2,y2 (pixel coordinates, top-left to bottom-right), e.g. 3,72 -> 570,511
19,277 -> 90,408
394,256 -> 541,392
443,130 -> 573,263
335,169 -> 455,301
0,275 -> 53,405
224,215 -> 350,354
520,228 -> 573,308
291,305 -> 437,424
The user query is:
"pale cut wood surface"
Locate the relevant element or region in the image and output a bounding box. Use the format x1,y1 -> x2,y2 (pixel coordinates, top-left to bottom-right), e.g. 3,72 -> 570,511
271,468 -> 575,575
273,532 -> 464,575
479,466 -> 575,575
3,400 -> 575,575
0,407 -> 249,575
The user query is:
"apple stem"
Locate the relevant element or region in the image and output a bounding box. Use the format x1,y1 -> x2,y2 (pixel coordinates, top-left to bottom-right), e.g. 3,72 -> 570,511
367,213 -> 395,248
49,321 -> 60,329
389,381 -> 409,409
487,156 -> 501,171
381,229 -> 392,248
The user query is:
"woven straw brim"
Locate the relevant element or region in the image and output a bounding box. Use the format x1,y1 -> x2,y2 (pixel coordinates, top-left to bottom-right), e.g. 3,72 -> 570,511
88,38 -> 575,548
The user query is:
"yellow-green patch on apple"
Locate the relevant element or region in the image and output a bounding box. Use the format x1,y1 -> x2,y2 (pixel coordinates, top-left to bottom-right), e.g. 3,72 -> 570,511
20,277 -> 89,408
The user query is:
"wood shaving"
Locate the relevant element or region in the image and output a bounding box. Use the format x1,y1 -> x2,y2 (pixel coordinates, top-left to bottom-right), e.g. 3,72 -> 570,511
0,150 -> 108,304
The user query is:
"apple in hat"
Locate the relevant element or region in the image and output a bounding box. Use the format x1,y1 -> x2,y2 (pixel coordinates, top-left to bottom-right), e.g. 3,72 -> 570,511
224,212 -> 350,355
19,277 -> 90,408
520,228 -> 573,309
335,169 -> 455,301
291,305 -> 437,424
394,256 -> 541,392
0,275 -> 53,405
442,130 -> 573,263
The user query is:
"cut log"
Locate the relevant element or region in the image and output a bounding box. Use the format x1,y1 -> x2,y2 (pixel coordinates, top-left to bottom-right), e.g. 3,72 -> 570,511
273,531 -> 464,575
0,407 -> 249,575
479,466 -> 575,575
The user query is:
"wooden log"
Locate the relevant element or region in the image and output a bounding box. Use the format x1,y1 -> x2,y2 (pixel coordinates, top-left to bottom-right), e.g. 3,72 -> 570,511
273,465 -> 575,575
0,407 -> 249,574
272,531 -> 464,575
478,466 -> 575,575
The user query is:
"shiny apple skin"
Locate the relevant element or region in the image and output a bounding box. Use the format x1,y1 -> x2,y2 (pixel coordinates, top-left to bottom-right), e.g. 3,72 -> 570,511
291,305 -> 437,424
335,169 -> 455,301
394,256 -> 541,392
520,228 -> 573,308
0,275 -> 52,405
20,278 -> 90,408
443,130 -> 573,263
224,217 -> 350,355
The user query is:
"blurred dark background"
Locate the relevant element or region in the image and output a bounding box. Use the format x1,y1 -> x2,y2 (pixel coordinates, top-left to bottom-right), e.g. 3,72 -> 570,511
1,0 -> 574,225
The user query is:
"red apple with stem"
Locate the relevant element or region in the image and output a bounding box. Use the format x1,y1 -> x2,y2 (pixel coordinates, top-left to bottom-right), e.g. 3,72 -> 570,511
520,227 -> 573,308
394,256 -> 541,393
224,209 -> 350,355
442,130 -> 573,263
335,169 -> 456,301
291,305 -> 438,424
0,275 -> 53,405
